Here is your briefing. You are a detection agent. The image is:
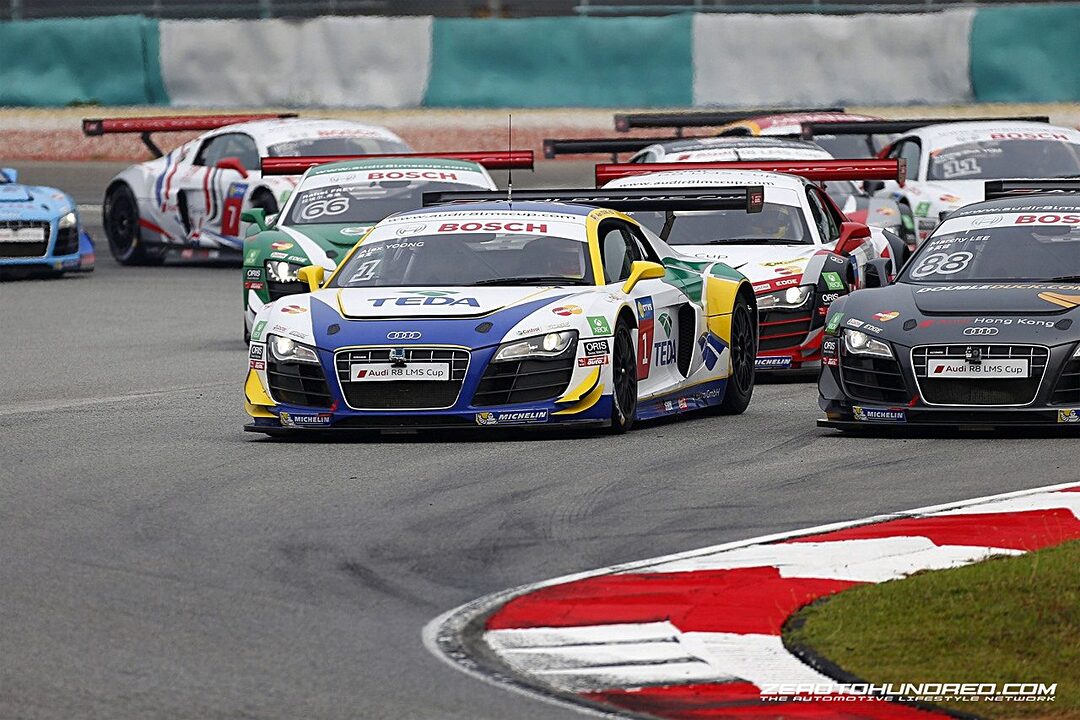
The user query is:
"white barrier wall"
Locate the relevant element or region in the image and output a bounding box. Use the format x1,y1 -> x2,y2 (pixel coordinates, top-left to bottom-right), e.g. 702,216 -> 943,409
692,11 -> 975,107
160,16 -> 433,108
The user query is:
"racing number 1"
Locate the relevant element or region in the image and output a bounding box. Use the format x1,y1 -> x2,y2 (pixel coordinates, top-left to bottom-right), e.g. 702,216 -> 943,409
637,327 -> 652,380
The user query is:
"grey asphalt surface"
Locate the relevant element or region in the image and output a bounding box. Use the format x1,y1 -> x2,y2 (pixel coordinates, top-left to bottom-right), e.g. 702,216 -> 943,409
2,161 -> 1077,720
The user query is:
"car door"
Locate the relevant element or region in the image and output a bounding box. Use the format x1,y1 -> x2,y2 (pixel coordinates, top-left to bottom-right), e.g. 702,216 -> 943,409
173,132 -> 259,246
597,219 -> 688,397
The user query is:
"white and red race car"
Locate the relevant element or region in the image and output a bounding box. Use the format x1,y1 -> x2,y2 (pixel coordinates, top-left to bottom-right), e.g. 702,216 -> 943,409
596,159 -> 906,371
83,114 -> 411,264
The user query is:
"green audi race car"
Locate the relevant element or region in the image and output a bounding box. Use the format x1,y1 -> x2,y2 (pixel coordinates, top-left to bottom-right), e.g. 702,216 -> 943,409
241,153 -> 531,339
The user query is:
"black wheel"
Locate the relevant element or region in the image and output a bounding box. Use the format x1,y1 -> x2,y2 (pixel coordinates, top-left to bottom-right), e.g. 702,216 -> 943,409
897,200 -> 917,249
609,320 -> 638,434
103,183 -> 163,266
716,298 -> 755,415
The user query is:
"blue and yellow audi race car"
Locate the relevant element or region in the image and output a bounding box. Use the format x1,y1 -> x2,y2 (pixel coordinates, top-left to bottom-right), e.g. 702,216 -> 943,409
0,167 -> 94,278
243,188 -> 764,435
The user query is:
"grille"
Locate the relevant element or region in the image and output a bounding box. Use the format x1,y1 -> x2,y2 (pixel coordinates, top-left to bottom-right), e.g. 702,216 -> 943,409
473,354 -> 575,407
911,344 -> 1049,406
0,221 -> 49,258
335,347 -> 469,410
758,307 -> 812,352
1051,356 -> 1080,405
267,359 -> 332,408
54,225 -> 79,255
840,354 -> 910,405
267,279 -> 307,301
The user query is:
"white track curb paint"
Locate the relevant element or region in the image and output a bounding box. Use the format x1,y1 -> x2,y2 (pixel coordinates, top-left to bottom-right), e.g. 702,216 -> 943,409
424,480 -> 1080,716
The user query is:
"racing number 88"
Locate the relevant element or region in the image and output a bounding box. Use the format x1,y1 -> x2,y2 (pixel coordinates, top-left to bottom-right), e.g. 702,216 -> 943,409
911,251 -> 973,278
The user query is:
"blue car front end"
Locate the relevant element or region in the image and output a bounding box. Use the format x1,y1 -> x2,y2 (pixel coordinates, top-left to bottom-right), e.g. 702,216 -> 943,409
0,168 -> 94,277
245,297 -> 612,433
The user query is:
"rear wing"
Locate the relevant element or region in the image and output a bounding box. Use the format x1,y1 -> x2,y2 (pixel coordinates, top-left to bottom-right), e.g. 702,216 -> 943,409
422,187 -> 765,213
82,113 -> 298,158
984,179 -> 1080,200
800,116 -> 1051,139
614,107 -> 844,135
595,159 -> 905,187
260,151 -> 534,176
543,137 -> 683,160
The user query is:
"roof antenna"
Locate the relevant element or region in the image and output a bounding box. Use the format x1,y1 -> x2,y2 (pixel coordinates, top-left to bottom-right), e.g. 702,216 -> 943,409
507,113 -> 513,206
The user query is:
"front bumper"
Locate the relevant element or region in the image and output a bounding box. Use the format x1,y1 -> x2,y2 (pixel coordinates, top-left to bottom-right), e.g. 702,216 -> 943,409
0,227 -> 94,275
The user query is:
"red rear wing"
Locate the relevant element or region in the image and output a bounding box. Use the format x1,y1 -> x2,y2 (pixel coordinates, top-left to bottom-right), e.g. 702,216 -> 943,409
81,113 -> 298,136
595,159 -> 905,187
260,151 -> 534,176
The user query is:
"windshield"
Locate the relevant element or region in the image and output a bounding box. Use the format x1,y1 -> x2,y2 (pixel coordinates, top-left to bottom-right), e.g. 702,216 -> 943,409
899,220 -> 1080,283
267,137 -> 411,157
631,203 -> 812,246
331,231 -> 594,288
814,134 -> 890,159
285,181 -> 472,226
927,140 -> 1080,181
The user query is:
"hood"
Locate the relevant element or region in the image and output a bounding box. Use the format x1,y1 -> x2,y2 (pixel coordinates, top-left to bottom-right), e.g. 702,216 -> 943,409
908,180 -> 984,212
910,283 -> 1080,315
0,184 -> 32,203
674,244 -> 817,284
285,222 -> 372,248
325,286 -> 574,320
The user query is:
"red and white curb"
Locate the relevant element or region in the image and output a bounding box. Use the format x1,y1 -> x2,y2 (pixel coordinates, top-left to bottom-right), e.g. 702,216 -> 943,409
424,482 -> 1080,719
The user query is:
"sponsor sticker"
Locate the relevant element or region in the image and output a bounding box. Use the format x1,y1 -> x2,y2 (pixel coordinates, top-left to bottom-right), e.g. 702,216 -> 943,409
853,406 -> 907,423
658,312 -> 672,337
474,409 -> 550,426
846,317 -> 865,329
756,356 -> 793,370
244,281 -> 264,290
1058,409 -> 1080,424
552,305 -> 582,317
245,268 -> 262,281
249,359 -> 265,370
340,226 -> 369,236
636,296 -> 654,380
350,363 -> 449,382
873,311 -> 900,322
281,305 -> 307,315
244,249 -> 260,264
929,360 -> 1028,378
578,355 -> 608,367
249,345 -> 264,360
914,201 -> 931,217
251,321 -> 267,342
270,241 -> 293,251
279,411 -> 332,427
653,339 -> 676,367
583,339 -> 609,356
587,316 -> 611,336
822,272 -> 845,291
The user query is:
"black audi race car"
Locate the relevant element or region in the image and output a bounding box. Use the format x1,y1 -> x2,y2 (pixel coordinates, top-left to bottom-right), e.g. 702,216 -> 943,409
818,180 -> 1080,430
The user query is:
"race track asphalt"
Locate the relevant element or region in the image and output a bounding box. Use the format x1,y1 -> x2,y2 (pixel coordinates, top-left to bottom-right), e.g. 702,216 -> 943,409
1,160 -> 1077,720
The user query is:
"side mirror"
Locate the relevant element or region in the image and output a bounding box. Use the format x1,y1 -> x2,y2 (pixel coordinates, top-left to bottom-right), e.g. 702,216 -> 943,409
241,208 -> 267,232
297,265 -> 325,293
622,260 -> 666,294
836,222 -> 872,257
215,156 -> 249,178
1,167 -> 17,183
864,258 -> 892,288
863,179 -> 885,194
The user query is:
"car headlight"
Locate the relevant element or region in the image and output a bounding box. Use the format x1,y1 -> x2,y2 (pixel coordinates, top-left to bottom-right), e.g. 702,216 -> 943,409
58,211 -> 77,229
843,329 -> 893,358
266,260 -> 304,283
493,330 -> 577,362
267,334 -> 319,364
758,285 -> 813,310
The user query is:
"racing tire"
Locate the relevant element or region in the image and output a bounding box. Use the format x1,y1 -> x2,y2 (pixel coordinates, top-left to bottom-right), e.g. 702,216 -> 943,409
715,298 -> 755,415
103,183 -> 163,266
897,200 -> 917,249
609,320 -> 638,434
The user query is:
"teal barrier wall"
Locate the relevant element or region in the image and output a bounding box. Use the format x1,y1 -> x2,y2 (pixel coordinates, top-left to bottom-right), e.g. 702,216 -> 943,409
0,16 -> 167,106
970,4 -> 1080,102
425,15 -> 693,107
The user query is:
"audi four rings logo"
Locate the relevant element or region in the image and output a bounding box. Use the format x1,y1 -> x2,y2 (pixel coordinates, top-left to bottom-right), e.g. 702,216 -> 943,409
963,327 -> 999,336
387,331 -> 422,340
